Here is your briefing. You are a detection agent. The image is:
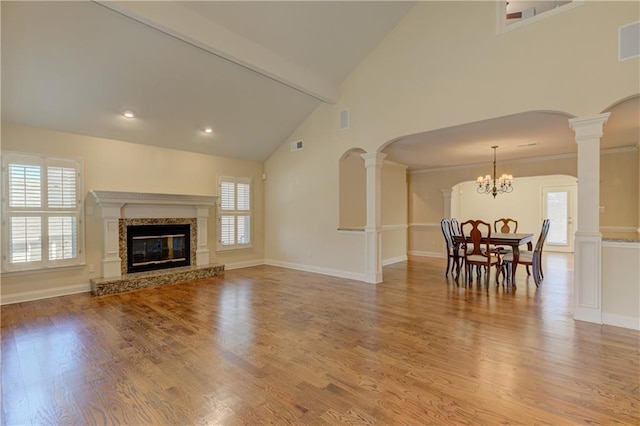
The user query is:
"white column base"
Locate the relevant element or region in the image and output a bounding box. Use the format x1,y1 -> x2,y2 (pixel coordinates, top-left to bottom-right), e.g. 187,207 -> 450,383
364,228 -> 383,284
574,231 -> 602,324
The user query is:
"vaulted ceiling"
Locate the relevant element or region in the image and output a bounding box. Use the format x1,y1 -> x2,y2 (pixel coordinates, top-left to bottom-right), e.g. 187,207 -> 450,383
2,1 -> 638,170
1,1 -> 415,162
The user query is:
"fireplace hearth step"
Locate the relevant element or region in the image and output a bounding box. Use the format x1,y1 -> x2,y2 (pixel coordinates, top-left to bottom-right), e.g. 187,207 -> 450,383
90,264 -> 225,296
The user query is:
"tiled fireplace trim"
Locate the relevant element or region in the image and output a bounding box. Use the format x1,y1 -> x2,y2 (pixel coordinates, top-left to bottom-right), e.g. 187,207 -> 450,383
119,217 -> 197,276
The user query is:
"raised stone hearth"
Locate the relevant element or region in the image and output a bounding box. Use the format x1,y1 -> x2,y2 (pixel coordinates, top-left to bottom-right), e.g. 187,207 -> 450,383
91,264 -> 224,296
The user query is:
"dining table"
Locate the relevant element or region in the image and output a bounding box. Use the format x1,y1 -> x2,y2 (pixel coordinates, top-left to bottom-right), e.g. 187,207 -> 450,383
452,232 -> 534,285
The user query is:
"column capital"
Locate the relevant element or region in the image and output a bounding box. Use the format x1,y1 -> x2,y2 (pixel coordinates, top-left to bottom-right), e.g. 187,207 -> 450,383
440,188 -> 453,199
361,152 -> 387,168
569,113 -> 611,141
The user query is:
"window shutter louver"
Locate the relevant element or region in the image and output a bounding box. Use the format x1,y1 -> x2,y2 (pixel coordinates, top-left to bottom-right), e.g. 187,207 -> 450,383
48,166 -> 77,208
9,217 -> 42,263
48,216 -> 77,260
220,181 -> 235,211
8,164 -> 42,208
237,183 -> 250,211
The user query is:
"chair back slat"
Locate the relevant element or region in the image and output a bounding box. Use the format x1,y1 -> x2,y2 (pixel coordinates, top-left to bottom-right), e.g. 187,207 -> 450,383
461,219 -> 491,258
450,218 -> 461,236
494,218 -> 518,233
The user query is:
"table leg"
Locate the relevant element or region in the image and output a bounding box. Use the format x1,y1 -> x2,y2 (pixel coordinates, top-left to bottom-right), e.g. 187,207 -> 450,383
454,242 -> 461,279
511,244 -> 520,286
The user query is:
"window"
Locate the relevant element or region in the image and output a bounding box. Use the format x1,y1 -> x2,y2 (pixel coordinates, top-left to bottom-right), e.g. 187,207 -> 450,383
1,152 -> 84,271
217,176 -> 252,250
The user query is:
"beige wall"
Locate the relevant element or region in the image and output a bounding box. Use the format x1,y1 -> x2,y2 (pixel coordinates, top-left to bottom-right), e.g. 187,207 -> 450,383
1,122 -> 265,299
265,1 -> 638,276
600,149 -> 639,235
382,161 -> 408,264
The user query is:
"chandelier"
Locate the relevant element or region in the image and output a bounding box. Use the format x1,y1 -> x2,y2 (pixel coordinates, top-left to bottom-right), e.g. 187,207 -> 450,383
476,145 -> 513,198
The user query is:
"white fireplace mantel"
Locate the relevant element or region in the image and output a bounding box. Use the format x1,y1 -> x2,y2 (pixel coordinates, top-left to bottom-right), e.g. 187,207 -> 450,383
90,190 -> 218,278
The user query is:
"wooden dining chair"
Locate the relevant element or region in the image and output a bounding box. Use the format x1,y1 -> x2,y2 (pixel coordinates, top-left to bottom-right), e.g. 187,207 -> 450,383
449,218 -> 462,236
460,220 -> 500,286
494,218 -> 518,233
502,219 -> 550,287
440,219 -> 461,276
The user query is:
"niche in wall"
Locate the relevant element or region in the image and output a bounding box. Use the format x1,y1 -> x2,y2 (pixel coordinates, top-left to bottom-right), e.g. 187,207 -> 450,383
339,149 -> 366,229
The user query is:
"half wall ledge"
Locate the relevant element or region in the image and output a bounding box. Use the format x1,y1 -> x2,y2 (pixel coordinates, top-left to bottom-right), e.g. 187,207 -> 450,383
90,263 -> 224,296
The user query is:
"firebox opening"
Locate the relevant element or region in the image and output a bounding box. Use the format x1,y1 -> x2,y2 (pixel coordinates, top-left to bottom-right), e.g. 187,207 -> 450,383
127,224 -> 191,274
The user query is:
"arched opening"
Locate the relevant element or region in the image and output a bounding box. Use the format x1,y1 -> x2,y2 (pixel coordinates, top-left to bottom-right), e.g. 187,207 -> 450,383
452,174 -> 577,252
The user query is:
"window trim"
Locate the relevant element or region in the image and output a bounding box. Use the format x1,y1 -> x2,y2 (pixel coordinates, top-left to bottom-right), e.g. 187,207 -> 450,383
216,175 -> 253,252
1,151 -> 85,272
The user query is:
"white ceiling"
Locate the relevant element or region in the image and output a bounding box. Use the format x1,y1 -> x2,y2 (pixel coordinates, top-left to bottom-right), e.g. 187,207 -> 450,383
2,1 -> 638,169
1,1 -> 414,162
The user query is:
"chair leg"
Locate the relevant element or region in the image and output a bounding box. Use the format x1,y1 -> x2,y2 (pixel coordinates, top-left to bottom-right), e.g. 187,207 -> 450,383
532,256 -> 541,287
445,255 -> 451,276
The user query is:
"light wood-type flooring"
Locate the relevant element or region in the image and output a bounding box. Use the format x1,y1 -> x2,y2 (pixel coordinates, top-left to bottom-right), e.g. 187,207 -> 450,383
2,253 -> 639,425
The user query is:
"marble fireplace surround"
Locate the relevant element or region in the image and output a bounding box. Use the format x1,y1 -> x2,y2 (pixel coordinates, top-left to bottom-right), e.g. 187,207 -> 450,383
90,190 -> 218,279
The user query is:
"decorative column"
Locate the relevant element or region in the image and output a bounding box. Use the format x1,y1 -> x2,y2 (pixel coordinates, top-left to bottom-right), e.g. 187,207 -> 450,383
361,152 -> 387,284
196,205 -> 212,266
441,188 -> 453,219
569,113 -> 610,324
99,202 -> 124,278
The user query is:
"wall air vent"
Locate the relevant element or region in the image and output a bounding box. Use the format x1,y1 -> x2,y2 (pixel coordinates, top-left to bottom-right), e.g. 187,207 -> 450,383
619,21 -> 640,61
290,140 -> 303,152
339,109 -> 349,130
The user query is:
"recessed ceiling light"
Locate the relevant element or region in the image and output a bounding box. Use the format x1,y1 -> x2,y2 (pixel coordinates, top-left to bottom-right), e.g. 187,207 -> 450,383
204,127 -> 213,134
123,110 -> 135,119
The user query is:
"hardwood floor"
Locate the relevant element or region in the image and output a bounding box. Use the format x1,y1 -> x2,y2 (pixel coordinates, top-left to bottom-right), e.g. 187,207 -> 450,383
2,254 -> 639,425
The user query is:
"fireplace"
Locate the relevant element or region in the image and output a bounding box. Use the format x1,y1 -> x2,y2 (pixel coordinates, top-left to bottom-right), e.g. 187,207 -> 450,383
90,190 -> 217,278
127,224 -> 191,273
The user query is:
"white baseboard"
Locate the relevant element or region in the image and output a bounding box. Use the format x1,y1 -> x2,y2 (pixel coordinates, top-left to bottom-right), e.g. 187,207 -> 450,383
223,259 -> 265,270
382,255 -> 408,266
264,259 -> 368,282
602,313 -> 640,330
408,250 -> 445,259
1,283 -> 91,305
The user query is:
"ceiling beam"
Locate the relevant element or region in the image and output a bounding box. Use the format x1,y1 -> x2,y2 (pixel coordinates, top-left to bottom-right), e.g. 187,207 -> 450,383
96,1 -> 338,103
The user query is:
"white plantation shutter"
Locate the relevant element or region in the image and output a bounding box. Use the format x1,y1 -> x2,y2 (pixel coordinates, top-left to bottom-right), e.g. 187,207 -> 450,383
8,163 -> 41,208
9,217 -> 42,263
48,166 -> 76,208
2,152 -> 84,271
48,216 -> 77,260
218,176 -> 252,250
220,181 -> 235,211
237,183 -> 250,211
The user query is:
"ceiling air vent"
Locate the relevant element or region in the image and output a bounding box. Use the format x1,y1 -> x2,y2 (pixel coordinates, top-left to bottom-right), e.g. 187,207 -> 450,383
290,140 -> 303,152
619,21 -> 640,61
